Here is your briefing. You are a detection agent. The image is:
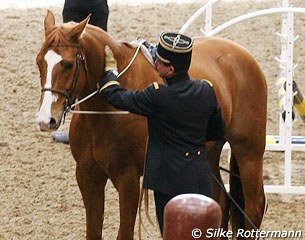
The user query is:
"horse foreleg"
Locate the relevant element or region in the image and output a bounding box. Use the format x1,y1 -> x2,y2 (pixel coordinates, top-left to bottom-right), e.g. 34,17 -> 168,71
76,164 -> 108,240
112,167 -> 140,240
207,140 -> 230,239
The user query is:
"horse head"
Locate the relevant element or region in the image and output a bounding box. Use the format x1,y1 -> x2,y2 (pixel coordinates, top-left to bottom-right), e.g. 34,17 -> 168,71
35,10 -> 91,131
36,11 -> 163,132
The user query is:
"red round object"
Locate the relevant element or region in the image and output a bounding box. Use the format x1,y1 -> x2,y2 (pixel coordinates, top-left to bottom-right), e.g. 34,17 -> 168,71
163,194 -> 222,240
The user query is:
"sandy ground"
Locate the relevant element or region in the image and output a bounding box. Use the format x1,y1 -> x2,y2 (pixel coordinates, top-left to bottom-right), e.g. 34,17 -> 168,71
0,0 -> 305,239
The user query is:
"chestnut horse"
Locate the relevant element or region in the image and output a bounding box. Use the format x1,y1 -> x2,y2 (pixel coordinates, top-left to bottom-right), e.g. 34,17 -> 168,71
35,10 -> 267,240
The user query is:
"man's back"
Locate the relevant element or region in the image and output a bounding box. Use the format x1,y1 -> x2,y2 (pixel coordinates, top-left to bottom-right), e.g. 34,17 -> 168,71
151,79 -> 219,150
143,77 -> 224,195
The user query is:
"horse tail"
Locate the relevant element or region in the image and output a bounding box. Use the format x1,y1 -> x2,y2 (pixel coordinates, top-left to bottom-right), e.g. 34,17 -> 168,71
138,188 -> 154,240
138,139 -> 155,239
137,187 -> 144,240
229,154 -> 244,237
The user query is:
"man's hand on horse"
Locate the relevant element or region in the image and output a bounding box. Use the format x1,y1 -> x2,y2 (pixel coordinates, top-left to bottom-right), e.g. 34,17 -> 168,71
97,70 -> 119,93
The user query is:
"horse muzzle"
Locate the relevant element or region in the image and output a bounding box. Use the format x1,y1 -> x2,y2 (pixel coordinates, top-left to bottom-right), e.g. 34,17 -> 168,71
35,112 -> 62,132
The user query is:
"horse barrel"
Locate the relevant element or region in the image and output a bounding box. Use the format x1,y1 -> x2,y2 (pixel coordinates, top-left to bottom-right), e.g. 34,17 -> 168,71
163,194 -> 222,240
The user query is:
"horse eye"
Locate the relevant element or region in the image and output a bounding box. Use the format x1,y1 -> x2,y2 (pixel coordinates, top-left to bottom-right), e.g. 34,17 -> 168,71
62,61 -> 73,70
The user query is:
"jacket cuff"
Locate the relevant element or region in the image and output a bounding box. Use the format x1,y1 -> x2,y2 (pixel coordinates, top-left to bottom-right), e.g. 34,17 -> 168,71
99,81 -> 120,93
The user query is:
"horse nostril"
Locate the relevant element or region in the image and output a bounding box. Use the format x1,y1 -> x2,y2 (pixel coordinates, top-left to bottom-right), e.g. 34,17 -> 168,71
49,118 -> 58,130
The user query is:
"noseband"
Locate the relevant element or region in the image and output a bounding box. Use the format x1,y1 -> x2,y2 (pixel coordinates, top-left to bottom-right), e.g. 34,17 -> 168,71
41,44 -> 87,109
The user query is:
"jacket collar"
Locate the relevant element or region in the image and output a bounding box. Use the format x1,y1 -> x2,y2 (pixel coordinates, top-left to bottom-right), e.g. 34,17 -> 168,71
165,72 -> 190,86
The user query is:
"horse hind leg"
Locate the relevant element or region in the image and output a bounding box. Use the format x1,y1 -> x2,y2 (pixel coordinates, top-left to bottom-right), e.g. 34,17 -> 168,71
229,154 -> 244,237
229,149 -> 266,239
112,166 -> 140,240
76,164 -> 108,240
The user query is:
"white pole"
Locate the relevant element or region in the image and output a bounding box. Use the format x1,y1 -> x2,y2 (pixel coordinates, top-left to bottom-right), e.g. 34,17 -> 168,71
283,0 -> 289,8
179,0 -> 220,34
284,10 -> 294,187
278,1 -> 289,146
204,1 -> 213,33
204,8 -> 305,37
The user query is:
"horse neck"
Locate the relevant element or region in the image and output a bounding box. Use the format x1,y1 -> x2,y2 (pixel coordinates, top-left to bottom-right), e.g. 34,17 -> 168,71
80,37 -> 104,89
75,29 -> 114,104
115,43 -> 162,90
76,30 -> 161,111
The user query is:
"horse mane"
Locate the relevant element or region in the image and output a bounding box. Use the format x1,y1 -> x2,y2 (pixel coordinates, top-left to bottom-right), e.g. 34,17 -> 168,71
42,24 -> 73,49
127,40 -> 155,66
84,24 -> 122,56
41,22 -> 120,56
80,25 -> 155,69
42,18 -> 155,68
41,19 -> 159,92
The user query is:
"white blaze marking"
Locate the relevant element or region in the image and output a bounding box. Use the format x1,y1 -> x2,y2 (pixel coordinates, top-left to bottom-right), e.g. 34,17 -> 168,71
36,50 -> 63,124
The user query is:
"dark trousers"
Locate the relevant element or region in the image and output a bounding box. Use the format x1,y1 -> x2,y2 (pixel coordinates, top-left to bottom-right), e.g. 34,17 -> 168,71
63,0 -> 109,31
153,191 -> 175,235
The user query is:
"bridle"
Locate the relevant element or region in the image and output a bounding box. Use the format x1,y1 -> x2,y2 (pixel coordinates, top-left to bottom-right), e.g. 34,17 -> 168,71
39,40 -> 145,123
67,39 -> 146,115
41,43 -> 87,110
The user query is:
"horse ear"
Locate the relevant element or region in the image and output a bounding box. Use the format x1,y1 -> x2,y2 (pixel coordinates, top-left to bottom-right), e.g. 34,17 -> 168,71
44,10 -> 55,37
69,14 -> 91,42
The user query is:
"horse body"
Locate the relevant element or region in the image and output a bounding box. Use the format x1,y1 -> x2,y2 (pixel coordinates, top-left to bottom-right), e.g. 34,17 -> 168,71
190,37 -> 267,233
36,11 -> 267,240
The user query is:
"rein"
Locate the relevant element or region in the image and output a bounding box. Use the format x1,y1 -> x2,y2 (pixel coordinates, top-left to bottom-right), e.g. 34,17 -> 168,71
213,168 -> 259,231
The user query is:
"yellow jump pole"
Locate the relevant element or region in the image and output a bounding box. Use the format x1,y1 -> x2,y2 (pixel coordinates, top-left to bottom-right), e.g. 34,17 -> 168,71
292,81 -> 305,122
276,75 -> 295,121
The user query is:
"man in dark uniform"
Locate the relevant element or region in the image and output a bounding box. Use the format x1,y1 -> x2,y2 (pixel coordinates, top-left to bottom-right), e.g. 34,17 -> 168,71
97,32 -> 225,235
63,0 -> 109,31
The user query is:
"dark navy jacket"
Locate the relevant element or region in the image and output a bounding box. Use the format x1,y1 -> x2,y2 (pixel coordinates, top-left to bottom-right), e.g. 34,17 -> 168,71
100,73 -> 225,196
63,0 -> 109,31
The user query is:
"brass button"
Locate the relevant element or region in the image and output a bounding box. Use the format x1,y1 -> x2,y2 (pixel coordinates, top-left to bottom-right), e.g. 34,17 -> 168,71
185,152 -> 189,157
197,151 -> 201,156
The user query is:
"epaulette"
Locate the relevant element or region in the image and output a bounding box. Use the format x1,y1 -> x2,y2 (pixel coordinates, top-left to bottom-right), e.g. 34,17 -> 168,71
201,79 -> 213,87
152,82 -> 160,90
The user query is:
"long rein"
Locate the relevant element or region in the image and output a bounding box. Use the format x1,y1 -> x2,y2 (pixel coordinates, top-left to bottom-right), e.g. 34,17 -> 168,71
67,40 -> 146,115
